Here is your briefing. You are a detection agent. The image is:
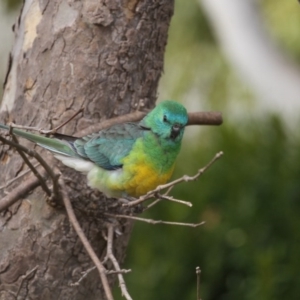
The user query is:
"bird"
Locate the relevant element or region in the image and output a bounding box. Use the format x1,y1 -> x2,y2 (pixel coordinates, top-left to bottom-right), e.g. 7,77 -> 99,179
0,100 -> 188,198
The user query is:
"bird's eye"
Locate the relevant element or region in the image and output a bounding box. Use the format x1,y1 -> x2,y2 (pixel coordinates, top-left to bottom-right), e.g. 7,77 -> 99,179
163,115 -> 168,122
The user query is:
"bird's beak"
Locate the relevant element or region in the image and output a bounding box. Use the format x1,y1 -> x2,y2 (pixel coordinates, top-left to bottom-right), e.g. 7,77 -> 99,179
170,124 -> 182,139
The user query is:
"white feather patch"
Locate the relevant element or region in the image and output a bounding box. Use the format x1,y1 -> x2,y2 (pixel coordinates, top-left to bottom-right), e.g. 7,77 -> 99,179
54,154 -> 95,173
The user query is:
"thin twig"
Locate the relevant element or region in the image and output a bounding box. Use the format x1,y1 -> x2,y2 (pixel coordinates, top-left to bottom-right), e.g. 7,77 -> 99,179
7,109 -> 222,139
105,269 -> 131,275
0,162 -> 40,191
0,134 -> 60,201
156,151 -> 223,190
71,266 -> 131,286
76,110 -> 222,137
145,198 -> 162,210
44,108 -> 84,134
144,185 -> 174,210
0,175 -> 43,212
7,123 -> 47,133
105,213 -> 205,228
15,266 -> 38,298
124,151 -> 224,207
59,177 -> 114,300
196,266 -> 201,300
70,266 -> 96,286
10,133 -> 51,196
9,108 -> 84,135
105,225 -> 133,300
158,194 -> 192,207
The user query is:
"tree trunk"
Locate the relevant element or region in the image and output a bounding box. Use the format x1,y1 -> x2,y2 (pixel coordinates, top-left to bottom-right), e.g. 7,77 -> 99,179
0,0 -> 174,298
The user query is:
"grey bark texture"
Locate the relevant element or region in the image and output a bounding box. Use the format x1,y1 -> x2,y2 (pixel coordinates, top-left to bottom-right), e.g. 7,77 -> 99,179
0,0 -> 174,299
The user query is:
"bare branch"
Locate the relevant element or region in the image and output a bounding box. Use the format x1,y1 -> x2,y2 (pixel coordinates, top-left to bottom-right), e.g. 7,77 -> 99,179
6,106 -> 222,139
71,266 -> 131,286
158,194 -> 192,207
139,193 -> 192,211
105,269 -> 131,275
15,266 -> 38,298
0,134 -> 60,203
58,177 -> 114,300
144,185 -> 174,210
6,124 -> 49,133
76,110 -> 222,137
144,198 -> 162,210
105,213 -> 205,228
187,111 -> 223,126
44,108 -> 84,134
196,266 -> 201,300
10,133 -> 51,197
70,266 -> 96,286
8,108 -> 84,135
125,151 -> 224,207
0,162 -> 40,191
105,225 -> 133,300
153,151 -> 223,191
0,174 -> 44,212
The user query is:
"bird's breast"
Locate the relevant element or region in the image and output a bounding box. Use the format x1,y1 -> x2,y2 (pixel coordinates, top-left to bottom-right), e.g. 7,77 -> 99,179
120,138 -> 176,197
87,137 -> 178,198
122,159 -> 174,197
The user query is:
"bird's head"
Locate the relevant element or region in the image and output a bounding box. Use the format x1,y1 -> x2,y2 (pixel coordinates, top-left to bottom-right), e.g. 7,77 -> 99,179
141,100 -> 188,143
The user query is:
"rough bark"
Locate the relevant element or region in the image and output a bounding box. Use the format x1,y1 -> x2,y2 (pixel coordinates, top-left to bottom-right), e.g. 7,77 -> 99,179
0,0 -> 174,299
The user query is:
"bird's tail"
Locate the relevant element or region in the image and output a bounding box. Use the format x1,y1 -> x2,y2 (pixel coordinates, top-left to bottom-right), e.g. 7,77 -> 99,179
0,123 -> 77,157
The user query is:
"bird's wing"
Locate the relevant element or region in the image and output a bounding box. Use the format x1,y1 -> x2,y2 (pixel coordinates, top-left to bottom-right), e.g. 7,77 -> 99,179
0,122 -> 147,171
73,123 -> 146,170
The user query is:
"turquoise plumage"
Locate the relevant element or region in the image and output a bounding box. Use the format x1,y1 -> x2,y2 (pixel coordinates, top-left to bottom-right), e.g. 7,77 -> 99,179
0,100 -> 188,197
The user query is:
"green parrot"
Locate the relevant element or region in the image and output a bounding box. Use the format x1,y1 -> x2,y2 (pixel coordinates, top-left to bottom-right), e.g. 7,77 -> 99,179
0,100 -> 188,198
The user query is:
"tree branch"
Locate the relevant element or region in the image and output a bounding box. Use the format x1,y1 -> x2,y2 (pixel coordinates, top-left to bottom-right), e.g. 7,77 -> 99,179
10,133 -> 51,197
58,177 -> 114,300
9,108 -> 84,135
0,175 -> 43,212
105,225 -> 133,300
0,162 -> 40,191
196,266 -> 201,300
76,110 -> 223,137
0,134 -> 61,203
105,213 -> 205,228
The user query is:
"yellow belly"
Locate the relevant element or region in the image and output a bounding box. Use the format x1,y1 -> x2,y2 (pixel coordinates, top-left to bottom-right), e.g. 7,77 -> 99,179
88,138 -> 176,198
119,139 -> 175,197
122,161 -> 174,197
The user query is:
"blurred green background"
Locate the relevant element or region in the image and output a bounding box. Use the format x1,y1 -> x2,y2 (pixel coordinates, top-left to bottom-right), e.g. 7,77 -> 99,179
1,0 -> 300,299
